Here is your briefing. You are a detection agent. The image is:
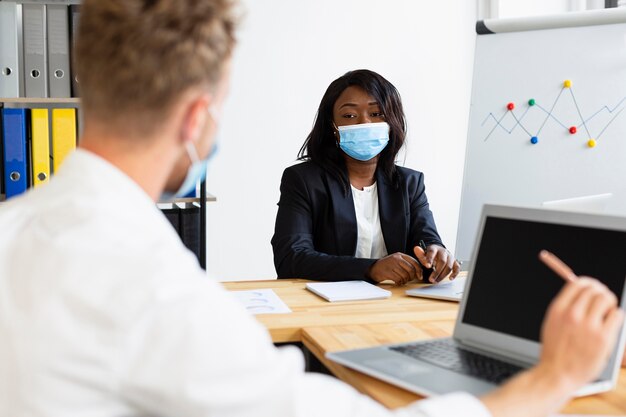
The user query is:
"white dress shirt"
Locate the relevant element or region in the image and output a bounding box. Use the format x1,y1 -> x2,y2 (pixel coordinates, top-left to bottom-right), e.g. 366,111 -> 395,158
351,182 -> 388,259
0,149 -> 491,417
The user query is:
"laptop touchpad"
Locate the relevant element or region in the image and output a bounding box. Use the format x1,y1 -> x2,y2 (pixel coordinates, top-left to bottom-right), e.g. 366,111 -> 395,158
365,358 -> 430,378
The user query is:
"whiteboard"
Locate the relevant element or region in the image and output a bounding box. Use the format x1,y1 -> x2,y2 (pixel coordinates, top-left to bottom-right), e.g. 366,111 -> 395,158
457,10 -> 626,262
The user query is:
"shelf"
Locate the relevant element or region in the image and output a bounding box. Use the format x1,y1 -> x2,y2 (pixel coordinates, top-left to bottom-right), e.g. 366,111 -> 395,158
0,1 -> 82,5
1,97 -> 80,105
157,193 -> 217,205
1,192 -> 217,204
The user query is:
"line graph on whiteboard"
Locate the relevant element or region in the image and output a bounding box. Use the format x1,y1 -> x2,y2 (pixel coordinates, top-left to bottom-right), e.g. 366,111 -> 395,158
481,80 -> 626,148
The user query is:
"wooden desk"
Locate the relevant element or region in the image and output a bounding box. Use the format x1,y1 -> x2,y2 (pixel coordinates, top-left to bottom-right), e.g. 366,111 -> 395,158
223,279 -> 459,343
302,323 -> 626,415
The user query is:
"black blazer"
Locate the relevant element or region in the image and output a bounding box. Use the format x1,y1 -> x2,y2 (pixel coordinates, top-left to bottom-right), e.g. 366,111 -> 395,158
271,161 -> 445,281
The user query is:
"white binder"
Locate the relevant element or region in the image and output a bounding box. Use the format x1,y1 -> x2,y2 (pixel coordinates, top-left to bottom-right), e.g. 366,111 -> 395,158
22,3 -> 47,98
0,2 -> 21,98
47,4 -> 70,98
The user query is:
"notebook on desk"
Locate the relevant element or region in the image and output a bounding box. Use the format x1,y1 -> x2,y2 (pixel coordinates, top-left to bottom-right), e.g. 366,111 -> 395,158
306,281 -> 391,302
327,205 -> 626,397
405,276 -> 467,302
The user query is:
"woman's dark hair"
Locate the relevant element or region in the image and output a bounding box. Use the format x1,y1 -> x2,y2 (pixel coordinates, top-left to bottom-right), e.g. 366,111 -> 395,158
298,69 -> 407,192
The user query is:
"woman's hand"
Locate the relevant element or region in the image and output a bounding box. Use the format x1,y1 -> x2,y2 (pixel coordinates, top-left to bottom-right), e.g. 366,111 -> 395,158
413,244 -> 460,283
367,253 -> 423,286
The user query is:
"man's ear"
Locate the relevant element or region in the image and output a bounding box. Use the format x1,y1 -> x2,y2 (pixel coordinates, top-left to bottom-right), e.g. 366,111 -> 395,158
179,94 -> 212,144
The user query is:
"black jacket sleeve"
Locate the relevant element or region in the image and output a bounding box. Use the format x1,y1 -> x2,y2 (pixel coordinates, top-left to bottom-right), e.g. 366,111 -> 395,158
271,167 -> 376,281
406,171 -> 445,254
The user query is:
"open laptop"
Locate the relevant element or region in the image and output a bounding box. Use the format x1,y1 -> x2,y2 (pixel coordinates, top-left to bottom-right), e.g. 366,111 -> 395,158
327,204 -> 626,397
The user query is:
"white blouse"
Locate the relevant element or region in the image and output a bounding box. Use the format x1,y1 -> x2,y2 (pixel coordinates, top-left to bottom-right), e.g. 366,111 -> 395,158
351,182 -> 388,259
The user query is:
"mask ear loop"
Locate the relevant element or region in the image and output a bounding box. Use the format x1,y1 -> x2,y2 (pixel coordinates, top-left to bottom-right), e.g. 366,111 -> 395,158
332,122 -> 340,147
185,140 -> 201,164
183,101 -> 214,165
207,105 -> 220,124
186,103 -> 219,164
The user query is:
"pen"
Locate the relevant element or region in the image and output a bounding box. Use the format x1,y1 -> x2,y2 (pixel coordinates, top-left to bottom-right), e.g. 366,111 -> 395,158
418,240 -> 427,254
419,240 -> 437,274
538,250 -> 578,282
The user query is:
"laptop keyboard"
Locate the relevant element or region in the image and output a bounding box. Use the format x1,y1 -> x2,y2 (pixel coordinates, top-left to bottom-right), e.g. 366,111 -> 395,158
389,338 -> 523,384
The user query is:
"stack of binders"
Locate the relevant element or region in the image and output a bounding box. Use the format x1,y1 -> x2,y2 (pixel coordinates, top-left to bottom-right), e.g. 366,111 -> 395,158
1,107 -> 77,200
0,1 -> 81,98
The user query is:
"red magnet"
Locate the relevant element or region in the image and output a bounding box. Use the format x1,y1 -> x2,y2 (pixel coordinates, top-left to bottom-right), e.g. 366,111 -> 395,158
507,102 -> 515,111
569,126 -> 577,134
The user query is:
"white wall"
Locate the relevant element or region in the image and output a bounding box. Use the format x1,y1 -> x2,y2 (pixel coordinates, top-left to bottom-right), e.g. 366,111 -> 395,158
206,0 -> 476,281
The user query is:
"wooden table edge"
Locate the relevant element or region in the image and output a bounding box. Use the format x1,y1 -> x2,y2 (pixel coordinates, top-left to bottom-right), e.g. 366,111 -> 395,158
301,327 -> 422,409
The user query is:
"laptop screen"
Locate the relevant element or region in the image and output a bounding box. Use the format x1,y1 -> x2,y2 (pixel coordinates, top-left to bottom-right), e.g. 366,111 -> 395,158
462,216 -> 626,342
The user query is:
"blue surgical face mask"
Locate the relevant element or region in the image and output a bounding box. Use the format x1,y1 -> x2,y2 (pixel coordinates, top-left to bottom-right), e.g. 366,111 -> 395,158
337,122 -> 390,161
160,106 -> 220,201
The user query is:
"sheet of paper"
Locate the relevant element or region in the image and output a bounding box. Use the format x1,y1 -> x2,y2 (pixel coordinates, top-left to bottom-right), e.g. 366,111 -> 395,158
231,289 -> 292,315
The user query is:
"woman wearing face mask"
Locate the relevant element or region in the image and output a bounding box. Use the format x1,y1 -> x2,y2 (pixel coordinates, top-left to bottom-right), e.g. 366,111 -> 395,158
271,69 -> 461,285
